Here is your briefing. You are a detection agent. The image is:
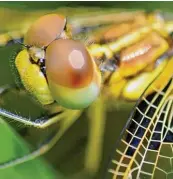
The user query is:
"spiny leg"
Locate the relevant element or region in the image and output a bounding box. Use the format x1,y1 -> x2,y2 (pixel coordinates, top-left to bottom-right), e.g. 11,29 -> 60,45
0,31 -> 24,47
0,84 -> 18,95
0,84 -> 78,129
84,96 -> 106,176
0,109 -> 82,169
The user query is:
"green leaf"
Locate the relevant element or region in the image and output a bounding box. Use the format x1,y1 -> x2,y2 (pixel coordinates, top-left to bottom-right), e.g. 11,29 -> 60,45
0,117 -> 64,179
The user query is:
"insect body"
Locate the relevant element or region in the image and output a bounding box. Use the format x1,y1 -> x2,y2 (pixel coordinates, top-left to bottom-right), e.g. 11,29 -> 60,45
0,8 -> 173,179
14,11 -> 173,108
88,13 -> 173,102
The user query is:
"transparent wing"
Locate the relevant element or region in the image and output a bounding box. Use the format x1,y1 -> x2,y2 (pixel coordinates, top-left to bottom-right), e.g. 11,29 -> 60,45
106,61 -> 173,179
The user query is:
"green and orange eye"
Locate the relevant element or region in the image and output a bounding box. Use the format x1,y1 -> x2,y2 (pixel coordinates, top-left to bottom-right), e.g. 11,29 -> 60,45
16,13 -> 102,109
45,39 -> 101,109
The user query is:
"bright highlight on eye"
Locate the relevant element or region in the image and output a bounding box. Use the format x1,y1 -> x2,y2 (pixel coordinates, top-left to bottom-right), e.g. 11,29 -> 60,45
69,50 -> 85,69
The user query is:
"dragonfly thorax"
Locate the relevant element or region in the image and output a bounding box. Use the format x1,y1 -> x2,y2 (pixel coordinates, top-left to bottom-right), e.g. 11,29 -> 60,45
28,46 -> 45,63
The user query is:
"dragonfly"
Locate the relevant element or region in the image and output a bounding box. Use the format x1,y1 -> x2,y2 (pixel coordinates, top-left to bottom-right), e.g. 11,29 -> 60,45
0,7 -> 172,178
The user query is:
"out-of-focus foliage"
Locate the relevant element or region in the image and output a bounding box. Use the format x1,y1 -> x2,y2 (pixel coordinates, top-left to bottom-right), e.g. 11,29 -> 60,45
0,117 -> 64,179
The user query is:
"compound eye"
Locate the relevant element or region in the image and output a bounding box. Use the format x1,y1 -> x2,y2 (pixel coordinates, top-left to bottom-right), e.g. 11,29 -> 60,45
24,14 -> 66,47
45,39 -> 101,109
46,39 -> 94,88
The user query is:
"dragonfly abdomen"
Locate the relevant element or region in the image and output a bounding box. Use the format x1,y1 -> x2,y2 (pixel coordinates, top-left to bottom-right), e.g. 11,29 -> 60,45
88,16 -> 173,101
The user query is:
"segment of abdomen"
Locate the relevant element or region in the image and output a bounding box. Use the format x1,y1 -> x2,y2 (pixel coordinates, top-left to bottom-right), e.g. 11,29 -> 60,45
87,12 -> 173,101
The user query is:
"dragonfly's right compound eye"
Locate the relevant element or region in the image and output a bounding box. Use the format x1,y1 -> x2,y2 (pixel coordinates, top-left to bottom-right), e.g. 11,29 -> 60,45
24,14 -> 66,47
45,39 -> 102,109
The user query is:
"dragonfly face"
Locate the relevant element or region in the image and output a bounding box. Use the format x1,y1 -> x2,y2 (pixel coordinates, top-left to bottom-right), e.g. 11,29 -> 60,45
15,13 -> 101,109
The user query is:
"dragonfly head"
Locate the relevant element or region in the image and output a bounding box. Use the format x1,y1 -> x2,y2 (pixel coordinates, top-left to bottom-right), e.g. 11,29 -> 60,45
16,13 -> 102,109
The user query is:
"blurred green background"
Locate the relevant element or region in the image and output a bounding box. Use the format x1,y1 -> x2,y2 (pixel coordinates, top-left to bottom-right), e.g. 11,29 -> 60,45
1,1 -> 173,12
0,2 -> 172,179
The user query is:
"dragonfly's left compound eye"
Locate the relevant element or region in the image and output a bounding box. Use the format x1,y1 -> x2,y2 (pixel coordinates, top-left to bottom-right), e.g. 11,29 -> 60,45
45,39 -> 101,109
25,14 -> 66,47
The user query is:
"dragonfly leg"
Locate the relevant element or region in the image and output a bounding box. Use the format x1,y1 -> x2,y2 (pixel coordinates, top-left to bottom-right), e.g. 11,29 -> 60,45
84,97 -> 106,176
0,84 -> 78,129
0,31 -> 24,47
0,110 -> 81,169
0,84 -> 19,95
